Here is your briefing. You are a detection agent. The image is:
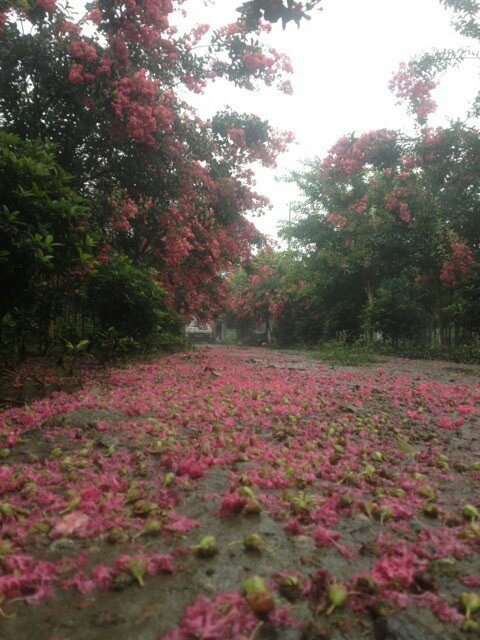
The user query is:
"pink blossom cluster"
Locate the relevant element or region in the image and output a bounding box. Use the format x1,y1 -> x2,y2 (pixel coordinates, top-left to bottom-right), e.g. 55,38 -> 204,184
441,242 -> 476,287
36,0 -> 56,12
111,70 -> 174,145
390,62 -> 437,124
326,213 -> 348,230
321,130 -> 396,178
0,0 -> 295,317
0,12 -> 8,32
108,193 -> 141,232
384,187 -> 412,223
159,591 -> 257,640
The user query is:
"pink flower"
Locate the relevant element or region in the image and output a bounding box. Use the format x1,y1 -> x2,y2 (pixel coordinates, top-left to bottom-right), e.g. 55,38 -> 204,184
146,554 -> 175,576
312,526 -> 339,548
158,591 -> 257,640
68,64 -> 84,84
437,416 -> 461,430
219,492 -> 247,516
461,576 -> 480,588
166,512 -> 200,533
283,517 -> 306,536
372,547 -> 426,589
37,0 -> 56,12
176,458 -> 207,479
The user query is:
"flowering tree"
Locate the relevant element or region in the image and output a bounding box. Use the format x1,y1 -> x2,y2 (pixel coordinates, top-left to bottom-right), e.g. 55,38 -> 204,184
0,0 -> 295,329
283,124 -> 480,345
390,0 -> 480,125
227,249 -> 300,341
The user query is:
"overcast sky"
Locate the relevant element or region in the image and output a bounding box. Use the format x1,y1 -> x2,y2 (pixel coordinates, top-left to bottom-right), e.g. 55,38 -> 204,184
183,0 -> 478,240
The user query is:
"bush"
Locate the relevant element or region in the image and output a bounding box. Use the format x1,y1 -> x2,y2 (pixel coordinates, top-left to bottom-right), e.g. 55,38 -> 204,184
0,131 -> 92,359
364,276 -> 427,343
273,290 -> 364,348
85,256 -> 185,353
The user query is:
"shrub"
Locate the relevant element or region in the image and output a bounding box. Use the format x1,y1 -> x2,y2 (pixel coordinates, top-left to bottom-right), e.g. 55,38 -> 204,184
85,256 -> 185,353
0,131 -> 92,359
364,276 -> 427,344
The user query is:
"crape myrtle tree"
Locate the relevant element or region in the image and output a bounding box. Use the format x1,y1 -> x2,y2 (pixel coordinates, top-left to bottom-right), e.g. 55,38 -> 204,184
0,0 -> 303,356
390,0 -> 480,126
221,0 -> 480,350
280,123 -> 480,346
227,248 -> 300,342
387,0 -> 480,346
273,0 -> 480,349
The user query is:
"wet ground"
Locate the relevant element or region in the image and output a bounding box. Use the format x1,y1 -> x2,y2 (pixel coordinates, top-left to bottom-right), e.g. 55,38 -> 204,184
0,357 -> 102,409
0,347 -> 479,639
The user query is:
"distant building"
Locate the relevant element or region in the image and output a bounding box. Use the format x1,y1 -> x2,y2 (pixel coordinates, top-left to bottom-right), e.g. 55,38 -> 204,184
185,318 -> 215,343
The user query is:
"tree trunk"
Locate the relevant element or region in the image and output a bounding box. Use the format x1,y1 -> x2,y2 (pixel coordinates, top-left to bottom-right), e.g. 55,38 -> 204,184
436,285 -> 444,347
265,308 -> 271,344
365,281 -> 375,346
48,318 -> 55,352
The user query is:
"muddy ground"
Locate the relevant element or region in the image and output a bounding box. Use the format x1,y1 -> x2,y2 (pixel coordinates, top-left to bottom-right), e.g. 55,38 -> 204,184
0,347 -> 479,639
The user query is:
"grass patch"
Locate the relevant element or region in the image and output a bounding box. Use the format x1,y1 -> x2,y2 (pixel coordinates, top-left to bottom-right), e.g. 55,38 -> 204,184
375,343 -> 480,365
285,342 -> 379,366
281,342 -> 480,367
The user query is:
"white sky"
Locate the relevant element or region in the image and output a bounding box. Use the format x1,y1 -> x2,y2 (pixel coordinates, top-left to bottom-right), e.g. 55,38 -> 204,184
183,0 -> 478,239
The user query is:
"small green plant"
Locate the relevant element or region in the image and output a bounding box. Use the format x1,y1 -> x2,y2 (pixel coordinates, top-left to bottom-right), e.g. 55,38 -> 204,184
61,338 -> 91,375
309,341 -> 378,366
64,339 -> 90,355
93,328 -> 140,364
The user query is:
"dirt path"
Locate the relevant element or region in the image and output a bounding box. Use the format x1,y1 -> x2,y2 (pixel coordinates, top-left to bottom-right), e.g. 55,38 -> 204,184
0,347 -> 479,639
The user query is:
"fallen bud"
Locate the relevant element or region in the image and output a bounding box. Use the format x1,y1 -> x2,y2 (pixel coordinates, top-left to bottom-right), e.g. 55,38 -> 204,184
142,519 -> 163,536
462,505 -> 479,521
278,575 -> 302,601
243,533 -> 266,553
194,535 -> 219,558
459,592 -> 480,619
127,556 -> 148,587
243,576 -> 275,615
327,581 -> 348,615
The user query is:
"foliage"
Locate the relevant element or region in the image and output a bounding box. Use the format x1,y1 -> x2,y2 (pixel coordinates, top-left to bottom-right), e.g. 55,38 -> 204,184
0,131 -> 92,358
238,0 -> 322,30
376,343 -> 480,365
85,256 -> 187,358
90,328 -> 140,363
364,276 -> 428,343
306,341 -> 378,366
447,266 -> 480,335
276,124 -> 480,348
390,1 -> 480,124
85,256 -> 178,344
0,0 -> 298,358
227,249 -> 301,340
